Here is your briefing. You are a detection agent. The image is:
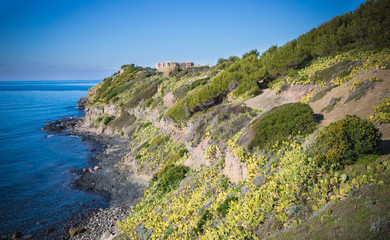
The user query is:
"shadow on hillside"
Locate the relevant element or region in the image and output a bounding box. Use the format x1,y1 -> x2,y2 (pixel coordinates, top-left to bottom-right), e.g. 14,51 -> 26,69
380,140 -> 390,155
313,113 -> 324,123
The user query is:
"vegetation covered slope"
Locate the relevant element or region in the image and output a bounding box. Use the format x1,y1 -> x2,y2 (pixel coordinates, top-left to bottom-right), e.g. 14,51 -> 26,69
80,0 -> 390,239
165,0 -> 390,123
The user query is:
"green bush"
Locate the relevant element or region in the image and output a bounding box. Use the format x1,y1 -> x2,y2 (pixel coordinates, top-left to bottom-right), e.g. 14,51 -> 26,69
314,115 -> 381,168
297,75 -> 307,82
190,77 -> 209,90
103,115 -> 115,125
216,196 -> 238,217
312,61 -> 354,83
250,103 -> 317,150
220,177 -> 229,190
339,69 -> 351,78
288,69 -> 299,78
149,164 -> 190,195
193,209 -> 213,236
143,121 -> 152,128
145,98 -> 153,107
167,148 -> 188,164
94,116 -> 103,124
149,134 -> 169,149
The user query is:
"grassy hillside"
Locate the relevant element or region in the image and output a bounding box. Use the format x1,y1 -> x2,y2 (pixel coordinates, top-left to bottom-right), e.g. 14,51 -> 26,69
82,0 -> 390,239
163,0 -> 390,123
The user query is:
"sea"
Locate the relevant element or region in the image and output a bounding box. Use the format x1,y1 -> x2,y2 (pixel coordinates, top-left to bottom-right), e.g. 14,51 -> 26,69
0,80 -> 107,237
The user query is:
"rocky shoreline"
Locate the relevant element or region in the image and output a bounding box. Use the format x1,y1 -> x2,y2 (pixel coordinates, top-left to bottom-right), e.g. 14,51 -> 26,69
2,116 -> 148,240
49,117 -> 148,240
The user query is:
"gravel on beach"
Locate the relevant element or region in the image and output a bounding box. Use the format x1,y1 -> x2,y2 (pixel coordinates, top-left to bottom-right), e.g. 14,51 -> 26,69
32,117 -> 149,240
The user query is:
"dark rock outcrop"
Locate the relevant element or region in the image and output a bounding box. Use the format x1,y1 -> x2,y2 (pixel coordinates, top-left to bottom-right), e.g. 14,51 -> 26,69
42,118 -> 80,133
77,97 -> 90,110
69,227 -> 84,237
11,232 -> 21,240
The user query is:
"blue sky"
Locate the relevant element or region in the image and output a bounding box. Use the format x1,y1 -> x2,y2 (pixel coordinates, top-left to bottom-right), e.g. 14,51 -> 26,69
0,0 -> 366,80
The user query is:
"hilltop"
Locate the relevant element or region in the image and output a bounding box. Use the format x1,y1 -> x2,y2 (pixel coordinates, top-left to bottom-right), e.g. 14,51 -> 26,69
66,0 -> 390,239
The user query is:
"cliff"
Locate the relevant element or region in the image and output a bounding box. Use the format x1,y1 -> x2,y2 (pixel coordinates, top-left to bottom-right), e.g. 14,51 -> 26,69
73,1 -> 390,239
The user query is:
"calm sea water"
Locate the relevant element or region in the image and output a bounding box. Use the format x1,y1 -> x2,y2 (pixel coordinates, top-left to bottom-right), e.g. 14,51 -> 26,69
0,80 -> 105,236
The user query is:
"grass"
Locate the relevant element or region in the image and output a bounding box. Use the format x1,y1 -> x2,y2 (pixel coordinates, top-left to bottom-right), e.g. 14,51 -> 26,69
345,77 -> 382,104
110,110 -> 136,130
165,53 -> 263,122
310,85 -> 338,102
312,61 -> 358,83
344,80 -> 374,103
321,97 -> 341,113
148,164 -> 190,195
84,3 -> 390,238
268,182 -> 390,240
122,81 -> 159,108
173,85 -> 190,99
190,77 -> 209,90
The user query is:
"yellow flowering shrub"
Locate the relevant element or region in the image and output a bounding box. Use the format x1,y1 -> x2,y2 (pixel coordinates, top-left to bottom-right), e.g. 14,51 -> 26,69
371,97 -> 390,124
313,115 -> 381,168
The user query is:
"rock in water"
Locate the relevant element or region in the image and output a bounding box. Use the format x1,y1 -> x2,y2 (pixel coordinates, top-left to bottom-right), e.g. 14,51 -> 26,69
22,234 -> 33,239
69,227 -> 84,237
12,232 -> 21,239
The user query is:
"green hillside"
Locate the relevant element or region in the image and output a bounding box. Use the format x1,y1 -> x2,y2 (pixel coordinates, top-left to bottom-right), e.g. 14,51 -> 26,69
81,0 -> 390,239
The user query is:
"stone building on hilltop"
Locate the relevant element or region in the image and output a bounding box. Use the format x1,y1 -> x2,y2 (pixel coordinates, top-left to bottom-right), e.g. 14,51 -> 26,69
156,61 -> 194,71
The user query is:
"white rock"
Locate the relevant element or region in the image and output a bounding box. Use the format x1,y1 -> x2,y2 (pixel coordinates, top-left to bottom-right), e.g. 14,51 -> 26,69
100,231 -> 114,240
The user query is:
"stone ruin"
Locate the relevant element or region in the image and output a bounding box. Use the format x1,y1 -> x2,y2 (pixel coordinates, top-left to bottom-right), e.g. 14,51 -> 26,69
155,61 -> 194,71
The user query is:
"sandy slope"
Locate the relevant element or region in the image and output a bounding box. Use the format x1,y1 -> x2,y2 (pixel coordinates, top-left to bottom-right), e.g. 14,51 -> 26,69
244,84 -> 317,111
244,68 -> 390,154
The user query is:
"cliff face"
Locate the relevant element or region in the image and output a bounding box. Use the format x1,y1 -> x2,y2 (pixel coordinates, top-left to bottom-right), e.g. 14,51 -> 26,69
78,49 -> 390,239
76,1 -> 390,237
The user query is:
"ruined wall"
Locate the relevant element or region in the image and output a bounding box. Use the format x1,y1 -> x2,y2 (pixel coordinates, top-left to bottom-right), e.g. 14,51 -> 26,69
156,61 -> 194,71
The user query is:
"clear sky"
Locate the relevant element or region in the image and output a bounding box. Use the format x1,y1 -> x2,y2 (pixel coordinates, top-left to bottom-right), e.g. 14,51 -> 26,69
0,0 -> 366,81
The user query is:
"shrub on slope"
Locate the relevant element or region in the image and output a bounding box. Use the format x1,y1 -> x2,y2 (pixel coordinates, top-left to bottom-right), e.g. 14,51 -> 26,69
250,103 -> 317,150
148,164 -> 190,195
312,115 -> 381,169
165,52 -> 265,122
165,0 -> 390,123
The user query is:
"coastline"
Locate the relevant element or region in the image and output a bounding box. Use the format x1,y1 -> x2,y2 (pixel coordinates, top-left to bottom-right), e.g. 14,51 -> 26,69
31,115 -> 148,239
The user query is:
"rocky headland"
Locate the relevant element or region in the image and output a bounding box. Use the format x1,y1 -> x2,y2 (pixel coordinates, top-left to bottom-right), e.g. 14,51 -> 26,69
8,1 -> 390,238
